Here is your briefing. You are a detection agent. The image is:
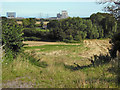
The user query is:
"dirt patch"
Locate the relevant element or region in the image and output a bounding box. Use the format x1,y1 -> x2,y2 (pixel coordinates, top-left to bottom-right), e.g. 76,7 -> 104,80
23,41 -> 81,47
2,77 -> 35,88
23,41 -> 64,46
81,39 -> 111,58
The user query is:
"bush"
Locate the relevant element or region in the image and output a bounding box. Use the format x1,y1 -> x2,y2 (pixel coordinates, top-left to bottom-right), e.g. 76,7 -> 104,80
109,32 -> 120,58
24,37 -> 41,41
2,19 -> 24,58
23,28 -> 38,37
74,35 -> 82,41
36,24 -> 41,27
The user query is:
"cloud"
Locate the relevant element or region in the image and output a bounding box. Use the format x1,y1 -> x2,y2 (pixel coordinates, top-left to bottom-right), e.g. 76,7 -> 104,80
0,0 -> 96,2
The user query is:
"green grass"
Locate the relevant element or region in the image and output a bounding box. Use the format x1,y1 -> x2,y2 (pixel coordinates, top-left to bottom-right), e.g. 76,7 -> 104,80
2,43 -> 119,88
25,44 -> 84,52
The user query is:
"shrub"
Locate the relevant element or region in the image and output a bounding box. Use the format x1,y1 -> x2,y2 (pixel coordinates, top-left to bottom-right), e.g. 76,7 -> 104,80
2,19 -> 24,58
24,37 -> 41,41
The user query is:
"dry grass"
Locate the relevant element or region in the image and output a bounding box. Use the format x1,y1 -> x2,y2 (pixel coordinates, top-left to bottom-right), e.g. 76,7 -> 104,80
2,39 -> 118,88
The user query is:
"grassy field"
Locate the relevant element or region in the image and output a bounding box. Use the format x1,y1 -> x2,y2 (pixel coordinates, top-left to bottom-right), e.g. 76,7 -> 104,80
2,40 -> 119,88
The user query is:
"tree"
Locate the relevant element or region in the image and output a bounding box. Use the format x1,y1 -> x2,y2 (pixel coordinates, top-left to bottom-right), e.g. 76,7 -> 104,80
29,18 -> 36,28
22,18 -> 30,28
22,18 -> 36,28
40,19 -> 44,28
102,16 -> 117,38
98,0 -> 120,86
90,12 -> 117,38
98,0 -> 120,52
2,19 -> 24,58
98,0 -> 120,19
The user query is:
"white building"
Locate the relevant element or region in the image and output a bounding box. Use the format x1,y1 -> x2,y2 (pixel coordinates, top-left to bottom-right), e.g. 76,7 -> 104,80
6,12 -> 16,18
61,10 -> 68,19
57,10 -> 69,19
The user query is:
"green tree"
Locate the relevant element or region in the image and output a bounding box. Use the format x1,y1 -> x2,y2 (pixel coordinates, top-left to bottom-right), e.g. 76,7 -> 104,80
22,18 -> 30,28
40,20 -> 44,28
102,16 -> 117,38
90,13 -> 117,38
98,0 -> 120,86
22,18 -> 36,28
29,18 -> 36,28
2,19 -> 24,58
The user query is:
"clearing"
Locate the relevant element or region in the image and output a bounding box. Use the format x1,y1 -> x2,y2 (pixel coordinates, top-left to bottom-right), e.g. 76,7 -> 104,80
3,39 -> 118,88
23,39 -> 111,58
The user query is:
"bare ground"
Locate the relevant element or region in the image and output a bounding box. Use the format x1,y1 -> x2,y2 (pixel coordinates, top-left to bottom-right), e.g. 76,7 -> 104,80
82,39 -> 111,58
23,41 -> 81,46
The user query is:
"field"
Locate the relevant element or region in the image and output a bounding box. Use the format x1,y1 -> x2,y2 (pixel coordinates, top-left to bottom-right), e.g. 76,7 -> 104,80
2,39 -> 118,88
17,21 -> 49,25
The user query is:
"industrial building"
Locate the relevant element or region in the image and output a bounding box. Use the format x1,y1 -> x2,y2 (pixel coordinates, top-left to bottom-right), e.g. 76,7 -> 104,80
6,12 -> 16,18
57,10 -> 69,19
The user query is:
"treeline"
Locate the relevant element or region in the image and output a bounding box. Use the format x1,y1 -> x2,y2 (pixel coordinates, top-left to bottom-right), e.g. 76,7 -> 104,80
21,12 -> 118,42
2,12 -> 118,45
22,18 -> 48,28
47,12 -> 117,42
4,12 -> 117,42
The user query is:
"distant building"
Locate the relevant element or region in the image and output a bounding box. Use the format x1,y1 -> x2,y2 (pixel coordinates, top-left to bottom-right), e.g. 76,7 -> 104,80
48,10 -> 69,20
57,13 -> 62,18
6,12 -> 16,18
57,10 -> 69,19
61,10 -> 68,19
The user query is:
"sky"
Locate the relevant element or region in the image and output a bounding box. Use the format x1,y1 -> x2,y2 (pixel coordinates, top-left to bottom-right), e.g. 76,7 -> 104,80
0,0 -> 97,2
0,1 -> 105,18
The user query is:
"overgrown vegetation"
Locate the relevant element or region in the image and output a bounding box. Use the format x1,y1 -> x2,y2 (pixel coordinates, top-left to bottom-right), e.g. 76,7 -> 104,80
2,17 -> 24,59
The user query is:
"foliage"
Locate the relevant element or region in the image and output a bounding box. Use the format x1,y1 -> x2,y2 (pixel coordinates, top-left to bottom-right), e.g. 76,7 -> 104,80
22,18 -> 36,28
47,13 -> 117,42
24,37 -> 41,41
90,12 -> 117,38
109,32 -> 120,58
23,28 -> 50,41
40,20 -> 44,28
2,17 -> 24,58
98,1 -> 120,87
